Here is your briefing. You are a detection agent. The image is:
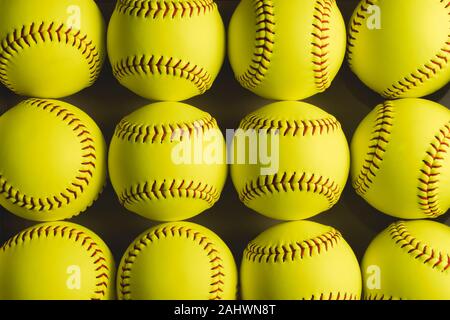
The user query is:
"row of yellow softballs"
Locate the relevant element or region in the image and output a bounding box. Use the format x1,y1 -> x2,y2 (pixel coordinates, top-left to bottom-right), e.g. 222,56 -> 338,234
0,0 -> 448,300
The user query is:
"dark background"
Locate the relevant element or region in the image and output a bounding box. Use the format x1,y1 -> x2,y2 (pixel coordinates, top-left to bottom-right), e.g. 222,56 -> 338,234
0,0 -> 449,269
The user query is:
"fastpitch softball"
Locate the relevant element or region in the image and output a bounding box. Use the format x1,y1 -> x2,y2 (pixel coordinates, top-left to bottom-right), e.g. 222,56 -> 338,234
231,101 -> 349,220
228,0 -> 346,100
108,101 -> 227,221
107,0 -> 225,101
351,98 -> 450,219
0,222 -> 115,300
0,99 -> 106,221
348,0 -> 450,98
0,0 -> 105,98
241,220 -> 362,300
362,220 -> 450,300
117,221 -> 237,300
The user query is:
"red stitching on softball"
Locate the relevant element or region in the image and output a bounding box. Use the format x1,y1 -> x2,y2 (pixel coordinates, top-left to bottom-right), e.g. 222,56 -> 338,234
353,101 -> 394,196
114,115 -> 217,143
237,0 -> 275,89
244,228 -> 342,263
312,0 -> 334,91
347,0 -> 377,67
389,221 -> 450,272
111,54 -> 213,94
239,172 -> 341,208
116,0 -> 216,18
240,113 -> 341,136
119,179 -> 221,207
418,122 -> 450,217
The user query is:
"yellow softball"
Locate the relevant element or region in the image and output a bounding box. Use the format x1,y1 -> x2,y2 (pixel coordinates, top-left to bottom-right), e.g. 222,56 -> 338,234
108,102 -> 227,221
351,98 -> 450,219
0,0 -> 105,98
348,0 -> 450,98
107,0 -> 225,101
0,99 -> 106,221
241,220 -> 362,300
362,220 -> 450,300
0,222 -> 115,300
228,0 -> 346,100
230,101 -> 349,220
117,221 -> 237,300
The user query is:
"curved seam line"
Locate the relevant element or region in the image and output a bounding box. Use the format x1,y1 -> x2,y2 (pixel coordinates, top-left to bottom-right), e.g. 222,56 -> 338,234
347,0 -> 376,67
389,221 -> 450,273
353,101 -> 394,196
418,121 -> 450,217
312,0 -> 333,91
240,114 -> 341,136
119,180 -> 221,206
239,172 -> 341,208
115,0 -> 217,18
244,229 -> 342,263
236,0 -> 275,89
111,54 -> 213,93
364,293 -> 402,300
114,115 -> 217,143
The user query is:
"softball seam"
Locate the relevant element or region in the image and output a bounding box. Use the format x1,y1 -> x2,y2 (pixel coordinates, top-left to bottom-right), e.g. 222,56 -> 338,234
389,221 -> 450,272
347,0 -> 376,68
119,179 -> 220,206
119,224 -> 228,300
244,228 -> 342,263
305,292 -> 358,300
0,22 -> 101,92
0,99 -> 99,215
111,55 -> 213,94
114,114 -> 217,144
353,101 -> 394,196
239,172 -> 341,208
236,0 -> 275,89
312,0 -> 333,91
116,0 -> 216,18
1,224 -> 111,300
418,122 -> 450,217
364,293 -> 401,300
240,114 -> 341,136
348,0 -> 450,98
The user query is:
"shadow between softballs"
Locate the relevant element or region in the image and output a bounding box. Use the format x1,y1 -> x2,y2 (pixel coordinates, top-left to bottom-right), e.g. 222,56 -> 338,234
341,181 -> 396,237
